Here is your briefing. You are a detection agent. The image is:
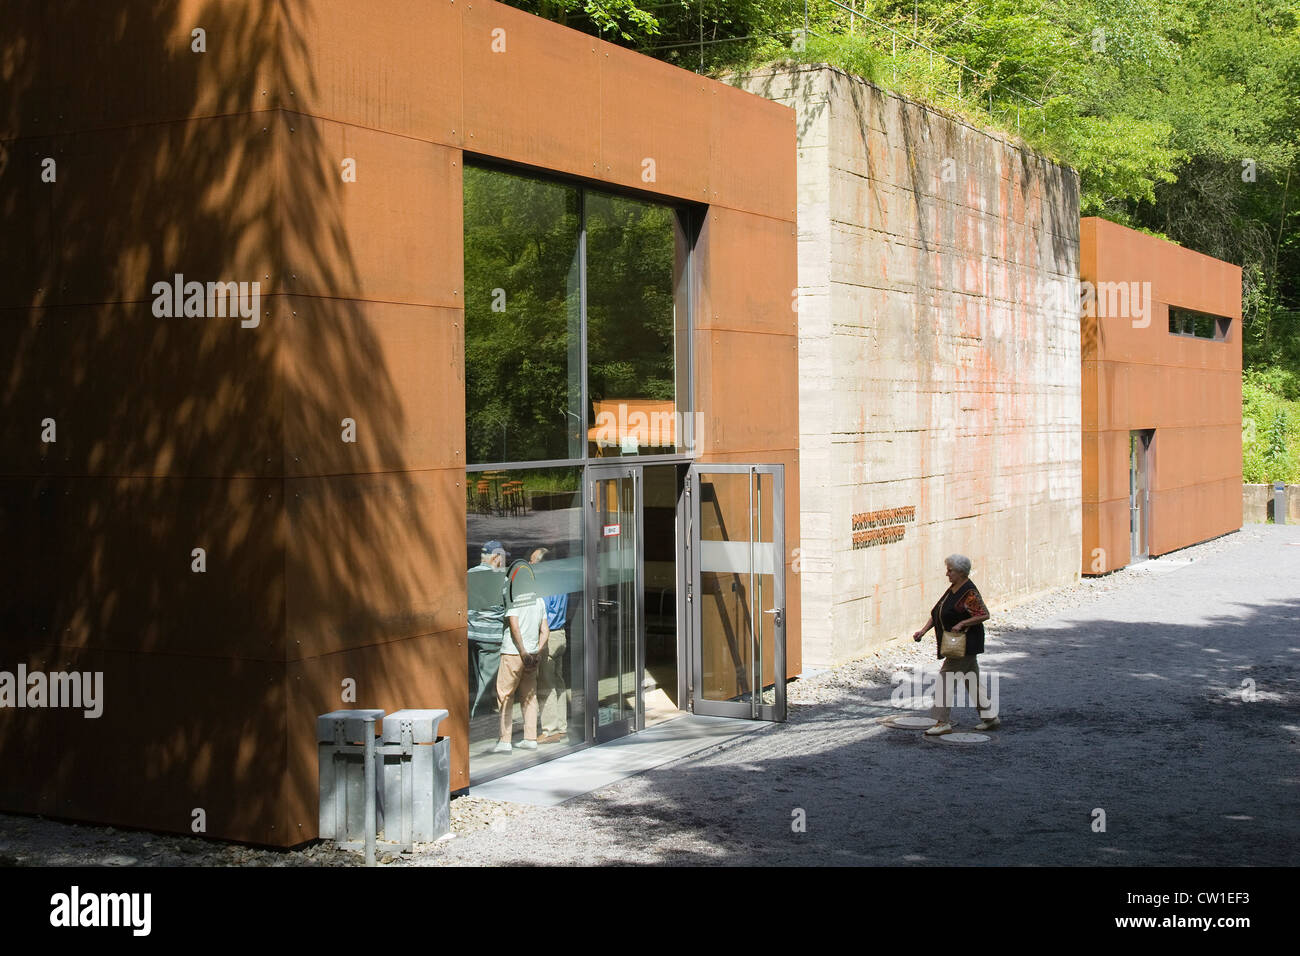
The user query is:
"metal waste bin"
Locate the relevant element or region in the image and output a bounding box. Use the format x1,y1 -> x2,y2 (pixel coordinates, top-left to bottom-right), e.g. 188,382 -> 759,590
378,709 -> 451,849
316,709 -> 385,847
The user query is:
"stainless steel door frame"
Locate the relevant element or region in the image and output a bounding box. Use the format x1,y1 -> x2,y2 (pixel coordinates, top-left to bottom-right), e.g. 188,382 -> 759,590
585,464 -> 644,743
685,463 -> 786,722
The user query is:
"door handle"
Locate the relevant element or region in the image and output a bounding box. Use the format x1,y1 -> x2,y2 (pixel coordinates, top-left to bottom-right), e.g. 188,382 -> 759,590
763,607 -> 784,628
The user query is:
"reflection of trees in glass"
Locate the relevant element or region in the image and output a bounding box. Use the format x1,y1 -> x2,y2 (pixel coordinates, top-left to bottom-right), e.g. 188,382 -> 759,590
586,194 -> 677,408
464,166 -> 580,464
464,165 -> 680,464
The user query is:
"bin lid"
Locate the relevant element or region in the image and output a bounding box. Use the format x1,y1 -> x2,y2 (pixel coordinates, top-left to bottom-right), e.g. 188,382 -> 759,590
316,709 -> 385,743
381,709 -> 449,744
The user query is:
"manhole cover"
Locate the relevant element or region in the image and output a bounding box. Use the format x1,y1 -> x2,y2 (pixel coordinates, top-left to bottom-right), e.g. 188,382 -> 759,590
884,715 -> 937,729
939,732 -> 990,745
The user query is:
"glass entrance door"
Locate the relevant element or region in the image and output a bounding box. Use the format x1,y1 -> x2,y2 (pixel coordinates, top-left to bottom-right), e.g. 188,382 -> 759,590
587,466 -> 642,742
687,465 -> 786,721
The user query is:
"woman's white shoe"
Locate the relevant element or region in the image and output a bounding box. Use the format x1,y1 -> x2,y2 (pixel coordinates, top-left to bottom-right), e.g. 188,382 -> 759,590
924,721 -> 954,736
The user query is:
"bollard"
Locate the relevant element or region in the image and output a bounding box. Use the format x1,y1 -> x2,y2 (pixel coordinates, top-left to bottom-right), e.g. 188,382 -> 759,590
1275,482 -> 1288,525
363,714 -> 377,866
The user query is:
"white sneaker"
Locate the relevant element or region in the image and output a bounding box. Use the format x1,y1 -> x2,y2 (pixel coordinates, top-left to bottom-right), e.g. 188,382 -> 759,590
493,741 -> 512,753
924,721 -> 954,736
975,718 -> 1001,731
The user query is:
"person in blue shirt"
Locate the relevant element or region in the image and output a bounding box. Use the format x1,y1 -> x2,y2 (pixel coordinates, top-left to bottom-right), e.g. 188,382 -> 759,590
530,548 -> 570,742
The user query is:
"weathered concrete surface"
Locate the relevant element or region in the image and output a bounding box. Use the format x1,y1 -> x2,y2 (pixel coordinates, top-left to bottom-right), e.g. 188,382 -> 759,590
733,65 -> 1082,667
1243,484 -> 1269,523
1246,483 -> 1300,524
409,524 -> 1300,866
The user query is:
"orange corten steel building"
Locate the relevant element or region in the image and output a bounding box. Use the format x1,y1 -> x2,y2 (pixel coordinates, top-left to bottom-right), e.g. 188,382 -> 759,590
0,1 -> 799,845
1080,217 -> 1242,575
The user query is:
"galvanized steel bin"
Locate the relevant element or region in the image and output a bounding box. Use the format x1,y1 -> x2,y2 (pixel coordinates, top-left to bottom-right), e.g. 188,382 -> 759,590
378,709 -> 451,848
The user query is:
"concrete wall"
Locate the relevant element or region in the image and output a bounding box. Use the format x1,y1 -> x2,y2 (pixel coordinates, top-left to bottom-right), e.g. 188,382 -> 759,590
1,0 -> 798,845
735,65 -> 1082,667
1080,218 -> 1242,571
1244,485 -> 1269,523
1244,484 -> 1300,524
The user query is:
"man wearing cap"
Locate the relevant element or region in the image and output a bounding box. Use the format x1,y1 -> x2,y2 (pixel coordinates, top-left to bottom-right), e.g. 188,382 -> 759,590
467,541 -> 508,717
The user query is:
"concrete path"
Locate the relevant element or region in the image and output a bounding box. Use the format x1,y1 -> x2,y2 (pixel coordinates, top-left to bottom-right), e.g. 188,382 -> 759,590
470,715 -> 764,806
414,525 -> 1300,866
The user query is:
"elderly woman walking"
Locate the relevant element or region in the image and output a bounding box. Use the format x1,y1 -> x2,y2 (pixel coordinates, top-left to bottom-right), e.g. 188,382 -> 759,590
912,553 -> 999,736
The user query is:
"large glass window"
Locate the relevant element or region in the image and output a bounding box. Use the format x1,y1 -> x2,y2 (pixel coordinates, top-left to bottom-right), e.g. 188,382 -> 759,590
464,164 -> 690,465
586,193 -> 688,457
466,467 -> 585,781
464,167 -> 582,464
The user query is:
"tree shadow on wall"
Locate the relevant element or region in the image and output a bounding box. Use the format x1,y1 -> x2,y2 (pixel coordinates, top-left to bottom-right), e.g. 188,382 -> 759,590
0,1 -> 453,843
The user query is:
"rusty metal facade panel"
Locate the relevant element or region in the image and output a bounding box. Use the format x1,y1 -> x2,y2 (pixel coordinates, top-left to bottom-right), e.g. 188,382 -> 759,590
39,0 -> 282,137
280,0 -> 464,146
461,3 -> 602,180
285,469 -> 467,660
0,644 -> 289,844
281,300 -> 465,477
280,121 -> 463,308
0,304 -> 285,479
599,47 -> 714,201
1079,217 -> 1243,573
2,0 -> 797,845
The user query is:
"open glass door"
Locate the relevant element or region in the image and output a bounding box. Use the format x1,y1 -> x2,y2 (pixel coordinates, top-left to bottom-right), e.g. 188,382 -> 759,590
687,465 -> 785,721
587,466 -> 642,742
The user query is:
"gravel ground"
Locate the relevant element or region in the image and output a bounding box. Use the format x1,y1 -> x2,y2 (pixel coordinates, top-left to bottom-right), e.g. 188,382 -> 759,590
3,523 -> 1295,866
0,793 -> 529,867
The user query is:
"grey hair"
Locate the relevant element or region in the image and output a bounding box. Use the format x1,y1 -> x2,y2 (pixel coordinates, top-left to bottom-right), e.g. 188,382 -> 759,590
944,553 -> 972,575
